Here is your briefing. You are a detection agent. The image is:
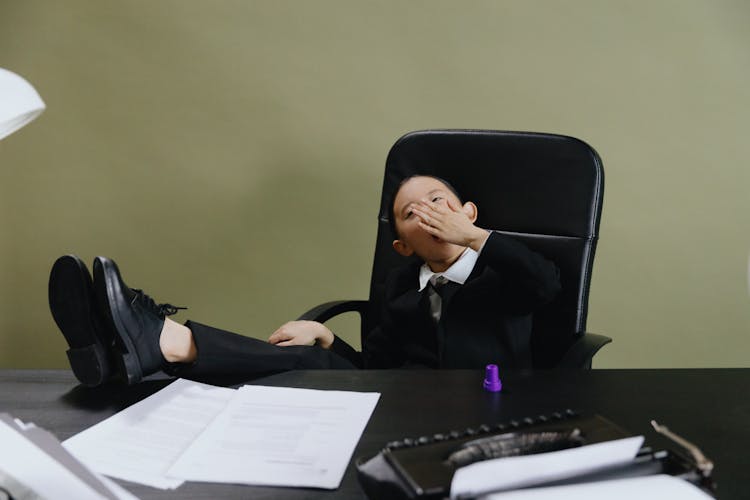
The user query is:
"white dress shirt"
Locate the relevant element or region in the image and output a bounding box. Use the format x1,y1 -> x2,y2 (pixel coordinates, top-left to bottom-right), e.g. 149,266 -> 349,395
417,243 -> 484,322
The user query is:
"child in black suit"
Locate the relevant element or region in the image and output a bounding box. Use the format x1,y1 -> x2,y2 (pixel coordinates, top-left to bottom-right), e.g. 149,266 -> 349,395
268,175 -> 561,369
50,176 -> 560,386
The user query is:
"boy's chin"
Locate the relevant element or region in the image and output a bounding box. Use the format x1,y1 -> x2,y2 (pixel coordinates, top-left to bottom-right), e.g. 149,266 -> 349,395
419,245 -> 465,265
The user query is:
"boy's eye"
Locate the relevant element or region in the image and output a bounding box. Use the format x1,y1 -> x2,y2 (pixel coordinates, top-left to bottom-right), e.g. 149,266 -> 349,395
405,210 -> 413,219
432,196 -> 443,203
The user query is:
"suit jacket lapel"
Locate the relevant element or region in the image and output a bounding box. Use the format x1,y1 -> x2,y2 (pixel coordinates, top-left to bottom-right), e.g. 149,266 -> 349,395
463,248 -> 492,289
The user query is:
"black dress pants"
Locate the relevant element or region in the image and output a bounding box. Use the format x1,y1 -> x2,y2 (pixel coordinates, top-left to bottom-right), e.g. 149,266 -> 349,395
166,321 -> 357,384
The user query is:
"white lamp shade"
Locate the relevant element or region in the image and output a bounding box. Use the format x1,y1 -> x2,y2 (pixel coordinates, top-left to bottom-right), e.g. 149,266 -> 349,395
0,68 -> 46,140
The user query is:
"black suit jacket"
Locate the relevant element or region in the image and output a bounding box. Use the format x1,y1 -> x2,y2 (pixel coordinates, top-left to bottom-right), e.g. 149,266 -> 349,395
331,232 -> 561,369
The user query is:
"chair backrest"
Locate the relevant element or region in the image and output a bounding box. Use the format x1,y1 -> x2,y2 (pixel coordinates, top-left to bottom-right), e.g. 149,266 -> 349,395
364,130 -> 604,368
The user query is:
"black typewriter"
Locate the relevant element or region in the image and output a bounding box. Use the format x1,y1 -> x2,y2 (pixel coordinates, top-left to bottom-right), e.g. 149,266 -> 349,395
356,410 -> 715,499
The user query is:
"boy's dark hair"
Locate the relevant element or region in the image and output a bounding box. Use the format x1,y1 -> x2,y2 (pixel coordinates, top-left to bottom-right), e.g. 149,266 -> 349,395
386,175 -> 463,239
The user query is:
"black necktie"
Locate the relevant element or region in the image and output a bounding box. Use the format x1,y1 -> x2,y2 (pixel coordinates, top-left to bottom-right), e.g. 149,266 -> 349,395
428,276 -> 460,323
432,275 -> 450,297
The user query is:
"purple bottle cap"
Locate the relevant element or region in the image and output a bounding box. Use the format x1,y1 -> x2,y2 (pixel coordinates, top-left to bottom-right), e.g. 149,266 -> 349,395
483,364 -> 502,392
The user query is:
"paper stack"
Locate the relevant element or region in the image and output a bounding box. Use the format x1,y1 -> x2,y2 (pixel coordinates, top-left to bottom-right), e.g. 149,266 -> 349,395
63,378 -> 380,491
0,413 -> 137,500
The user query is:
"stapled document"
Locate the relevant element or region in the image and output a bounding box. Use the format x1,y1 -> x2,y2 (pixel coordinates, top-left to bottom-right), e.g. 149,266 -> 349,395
167,384 -> 380,488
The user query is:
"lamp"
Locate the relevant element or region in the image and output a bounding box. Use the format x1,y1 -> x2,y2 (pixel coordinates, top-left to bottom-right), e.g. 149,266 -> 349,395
0,68 -> 45,140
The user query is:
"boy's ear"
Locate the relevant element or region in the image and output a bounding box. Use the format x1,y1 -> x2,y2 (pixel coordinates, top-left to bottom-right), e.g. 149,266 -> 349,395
462,201 -> 478,223
392,239 -> 414,257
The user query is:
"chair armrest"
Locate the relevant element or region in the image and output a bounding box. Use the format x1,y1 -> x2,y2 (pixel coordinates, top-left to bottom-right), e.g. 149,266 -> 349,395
556,332 -> 612,369
296,300 -> 369,323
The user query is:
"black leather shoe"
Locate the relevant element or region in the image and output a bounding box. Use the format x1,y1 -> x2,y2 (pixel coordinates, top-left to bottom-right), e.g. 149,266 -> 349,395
49,255 -> 115,387
93,256 -> 185,385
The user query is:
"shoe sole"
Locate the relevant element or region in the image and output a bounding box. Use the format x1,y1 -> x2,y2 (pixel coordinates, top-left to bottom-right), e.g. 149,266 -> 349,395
93,257 -> 144,385
48,255 -> 112,386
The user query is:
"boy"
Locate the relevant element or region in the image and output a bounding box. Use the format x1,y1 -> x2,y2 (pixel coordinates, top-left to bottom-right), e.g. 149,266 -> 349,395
270,175 -> 561,369
50,176 -> 560,387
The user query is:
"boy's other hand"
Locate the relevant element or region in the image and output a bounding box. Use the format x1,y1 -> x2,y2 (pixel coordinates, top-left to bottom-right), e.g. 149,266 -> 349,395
411,198 -> 489,251
268,320 -> 334,349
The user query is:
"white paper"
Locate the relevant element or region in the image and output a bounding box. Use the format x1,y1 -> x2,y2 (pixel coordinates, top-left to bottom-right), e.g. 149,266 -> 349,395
481,474 -> 714,500
450,436 -> 644,499
64,379 -> 235,489
166,385 -> 380,489
0,420 -> 109,500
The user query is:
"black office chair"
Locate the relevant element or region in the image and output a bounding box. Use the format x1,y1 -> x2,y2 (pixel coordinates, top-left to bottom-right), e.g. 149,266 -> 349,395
299,130 -> 611,368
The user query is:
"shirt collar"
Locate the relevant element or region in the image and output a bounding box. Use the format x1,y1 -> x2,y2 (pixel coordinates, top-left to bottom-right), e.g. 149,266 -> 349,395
418,247 -> 479,292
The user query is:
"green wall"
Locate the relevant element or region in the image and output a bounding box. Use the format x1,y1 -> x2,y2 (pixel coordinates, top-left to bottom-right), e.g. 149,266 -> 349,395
1,1 -> 748,369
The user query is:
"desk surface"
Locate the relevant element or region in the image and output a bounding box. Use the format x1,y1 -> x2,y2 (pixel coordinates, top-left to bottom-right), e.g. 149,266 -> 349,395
1,368 -> 746,499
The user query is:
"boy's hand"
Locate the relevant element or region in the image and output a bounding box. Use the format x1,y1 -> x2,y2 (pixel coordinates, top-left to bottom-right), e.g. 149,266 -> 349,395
411,198 -> 489,251
268,320 -> 335,349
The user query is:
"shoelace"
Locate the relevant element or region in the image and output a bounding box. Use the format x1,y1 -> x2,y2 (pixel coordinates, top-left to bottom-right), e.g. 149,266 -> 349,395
132,288 -> 187,318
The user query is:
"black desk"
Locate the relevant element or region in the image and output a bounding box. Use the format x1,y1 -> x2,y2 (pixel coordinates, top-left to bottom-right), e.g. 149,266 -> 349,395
1,369 -> 746,499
